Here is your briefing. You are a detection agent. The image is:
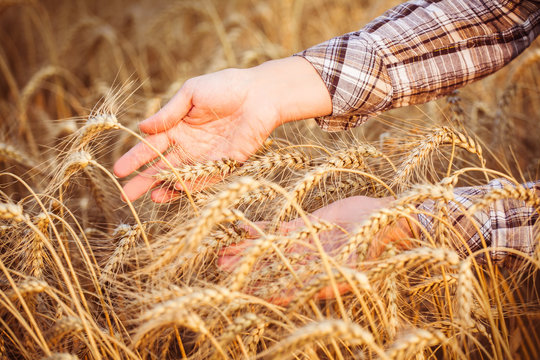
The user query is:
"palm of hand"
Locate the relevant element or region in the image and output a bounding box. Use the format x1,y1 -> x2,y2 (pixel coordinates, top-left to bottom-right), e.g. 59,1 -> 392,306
218,196 -> 394,305
114,69 -> 278,202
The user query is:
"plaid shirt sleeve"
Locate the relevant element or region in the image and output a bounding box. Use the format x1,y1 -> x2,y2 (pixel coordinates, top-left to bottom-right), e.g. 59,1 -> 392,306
295,0 -> 540,131
417,179 -> 540,268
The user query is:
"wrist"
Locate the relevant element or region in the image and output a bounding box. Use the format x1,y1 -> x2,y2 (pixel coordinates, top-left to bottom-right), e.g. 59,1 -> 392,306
250,57 -> 332,127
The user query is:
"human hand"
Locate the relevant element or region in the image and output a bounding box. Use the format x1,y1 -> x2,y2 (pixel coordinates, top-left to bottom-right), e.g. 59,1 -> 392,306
218,196 -> 418,305
113,57 -> 332,202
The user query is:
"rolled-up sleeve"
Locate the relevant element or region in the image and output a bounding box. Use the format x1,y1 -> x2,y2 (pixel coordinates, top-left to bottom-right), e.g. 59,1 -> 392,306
417,179 -> 540,268
296,0 -> 540,131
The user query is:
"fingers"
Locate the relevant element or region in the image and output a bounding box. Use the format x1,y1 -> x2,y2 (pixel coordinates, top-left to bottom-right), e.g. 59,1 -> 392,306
139,86 -> 193,134
151,188 -> 181,203
113,132 -> 170,178
121,166 -> 163,202
315,283 -> 352,301
217,241 -> 255,272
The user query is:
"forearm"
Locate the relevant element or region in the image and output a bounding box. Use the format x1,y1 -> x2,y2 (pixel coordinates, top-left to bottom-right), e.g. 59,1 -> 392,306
296,0 -> 540,130
249,57 -> 332,126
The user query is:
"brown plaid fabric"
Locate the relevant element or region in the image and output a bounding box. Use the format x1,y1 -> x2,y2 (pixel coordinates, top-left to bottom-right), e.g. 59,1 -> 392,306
296,0 -> 540,131
417,179 -> 540,268
295,0 -> 540,266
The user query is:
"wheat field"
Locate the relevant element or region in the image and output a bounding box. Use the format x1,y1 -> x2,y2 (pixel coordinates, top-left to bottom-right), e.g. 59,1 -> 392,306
0,0 -> 540,359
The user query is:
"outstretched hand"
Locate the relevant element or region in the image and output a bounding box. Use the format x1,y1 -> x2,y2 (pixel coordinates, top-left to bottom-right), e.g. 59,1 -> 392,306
113,57 -> 332,202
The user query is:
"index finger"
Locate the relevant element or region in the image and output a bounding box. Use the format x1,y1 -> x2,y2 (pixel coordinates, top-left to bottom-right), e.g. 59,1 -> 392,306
139,86 -> 193,134
113,132 -> 170,178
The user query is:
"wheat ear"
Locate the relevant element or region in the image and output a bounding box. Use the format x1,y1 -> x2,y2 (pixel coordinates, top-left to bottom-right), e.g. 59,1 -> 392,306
278,166 -> 330,221
368,248 -> 461,279
29,213 -> 48,279
6,279 -> 49,302
236,150 -> 311,176
455,259 -> 475,329
336,204 -> 416,264
290,267 -> 371,309
383,273 -> 399,340
0,141 -> 36,168
138,287 -> 243,323
41,354 -> 79,360
184,177 -> 264,253
218,313 -> 261,347
384,328 -> 447,359
101,223 -> 145,282
259,319 -> 382,359
393,127 -> 484,188
46,317 -> 84,345
0,201 -> 25,222
311,178 -> 368,201
324,143 -> 381,168
154,159 -> 239,183
77,113 -> 119,147
468,184 -> 540,214
229,235 -> 277,292
410,274 -> 458,297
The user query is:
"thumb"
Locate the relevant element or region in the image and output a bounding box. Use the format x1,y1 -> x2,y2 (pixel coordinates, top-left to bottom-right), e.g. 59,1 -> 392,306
139,85 -> 193,134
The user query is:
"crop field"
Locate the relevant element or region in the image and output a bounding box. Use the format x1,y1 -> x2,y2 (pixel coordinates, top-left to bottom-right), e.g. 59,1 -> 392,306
0,0 -> 540,359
